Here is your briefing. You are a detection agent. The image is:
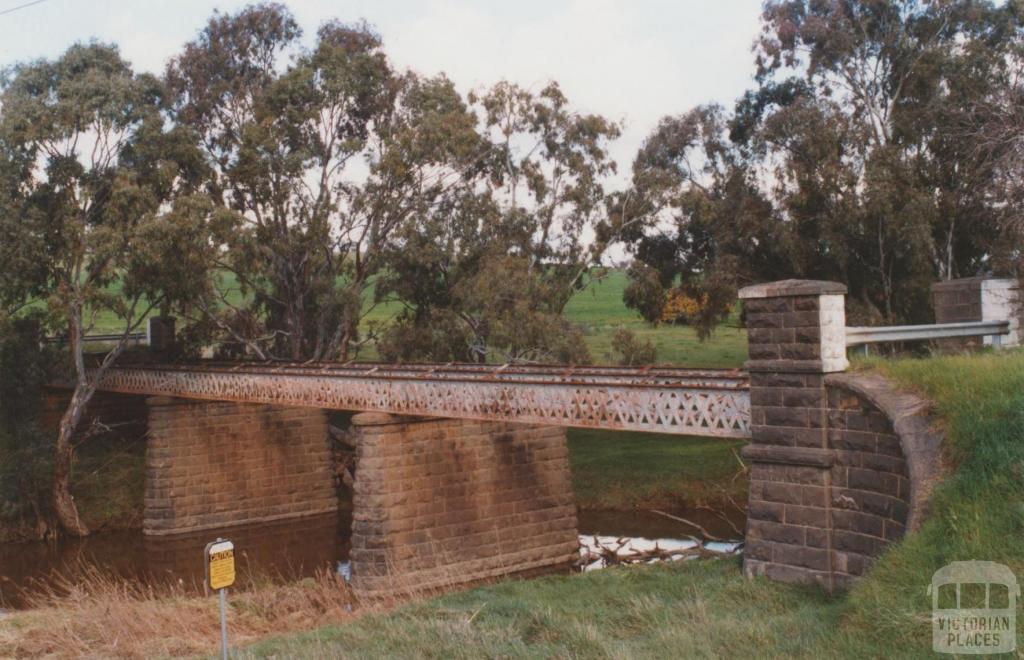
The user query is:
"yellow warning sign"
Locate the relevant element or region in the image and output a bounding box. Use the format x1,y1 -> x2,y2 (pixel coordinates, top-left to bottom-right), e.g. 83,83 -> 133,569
205,540 -> 235,591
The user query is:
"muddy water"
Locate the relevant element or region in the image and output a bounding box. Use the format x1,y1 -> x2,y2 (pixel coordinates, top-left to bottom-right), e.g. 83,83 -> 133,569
0,507 -> 743,609
0,513 -> 346,609
577,508 -> 745,541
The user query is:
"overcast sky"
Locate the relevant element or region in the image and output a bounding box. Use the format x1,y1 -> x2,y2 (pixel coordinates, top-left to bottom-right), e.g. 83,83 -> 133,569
0,0 -> 765,174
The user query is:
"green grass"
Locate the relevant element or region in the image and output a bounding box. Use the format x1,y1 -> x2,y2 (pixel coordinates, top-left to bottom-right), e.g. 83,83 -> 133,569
241,350 -> 1024,658
242,559 -> 842,659
565,270 -> 747,367
567,429 -> 747,510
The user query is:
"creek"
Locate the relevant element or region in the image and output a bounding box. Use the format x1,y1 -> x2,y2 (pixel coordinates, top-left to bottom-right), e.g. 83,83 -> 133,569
0,507 -> 744,609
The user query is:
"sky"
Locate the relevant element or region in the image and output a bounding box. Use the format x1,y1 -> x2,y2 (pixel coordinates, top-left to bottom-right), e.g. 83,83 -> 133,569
0,0 -> 766,175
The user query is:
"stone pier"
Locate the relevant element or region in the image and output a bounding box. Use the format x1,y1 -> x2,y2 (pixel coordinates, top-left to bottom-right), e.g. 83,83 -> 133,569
349,414 -> 578,599
143,397 -> 338,535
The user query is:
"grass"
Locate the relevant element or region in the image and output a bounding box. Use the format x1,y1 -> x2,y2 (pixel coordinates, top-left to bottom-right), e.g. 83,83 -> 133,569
564,270 -> 747,368
242,559 -> 841,659
0,566 -> 355,658
567,429 -> 747,510
237,349 -> 1024,658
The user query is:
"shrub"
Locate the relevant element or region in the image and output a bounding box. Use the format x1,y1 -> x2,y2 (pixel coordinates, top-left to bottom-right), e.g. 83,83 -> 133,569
609,328 -> 657,366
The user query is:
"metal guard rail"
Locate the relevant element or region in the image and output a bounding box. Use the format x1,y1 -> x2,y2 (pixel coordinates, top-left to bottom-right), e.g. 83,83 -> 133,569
45,332 -> 147,344
845,320 -> 1010,346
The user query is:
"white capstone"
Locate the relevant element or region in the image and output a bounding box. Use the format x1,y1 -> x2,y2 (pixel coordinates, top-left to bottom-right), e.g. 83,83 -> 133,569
819,294 -> 849,372
980,279 -> 1020,348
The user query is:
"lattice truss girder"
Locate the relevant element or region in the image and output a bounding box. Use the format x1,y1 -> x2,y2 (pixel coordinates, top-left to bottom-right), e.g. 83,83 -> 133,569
89,364 -> 752,438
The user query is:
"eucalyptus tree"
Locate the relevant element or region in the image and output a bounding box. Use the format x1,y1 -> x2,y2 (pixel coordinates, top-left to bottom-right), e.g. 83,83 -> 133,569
968,43 -> 1024,276
166,4 -> 487,361
0,43 -> 219,535
753,0 -> 1017,318
621,105 -> 782,337
622,0 -> 1021,332
473,81 -> 623,312
377,81 -> 626,363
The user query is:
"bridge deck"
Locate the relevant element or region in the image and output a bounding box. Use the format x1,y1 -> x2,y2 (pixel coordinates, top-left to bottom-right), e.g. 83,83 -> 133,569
87,361 -> 752,438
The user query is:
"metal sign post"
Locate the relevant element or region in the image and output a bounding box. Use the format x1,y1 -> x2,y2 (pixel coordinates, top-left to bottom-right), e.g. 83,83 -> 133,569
205,539 -> 235,660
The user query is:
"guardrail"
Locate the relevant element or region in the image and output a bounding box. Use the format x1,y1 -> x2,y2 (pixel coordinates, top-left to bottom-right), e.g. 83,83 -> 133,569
845,320 -> 1010,348
44,331 -> 147,345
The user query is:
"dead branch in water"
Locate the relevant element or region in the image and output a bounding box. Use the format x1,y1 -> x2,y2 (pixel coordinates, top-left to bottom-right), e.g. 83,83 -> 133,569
577,535 -> 739,569
648,509 -> 727,542
695,505 -> 745,538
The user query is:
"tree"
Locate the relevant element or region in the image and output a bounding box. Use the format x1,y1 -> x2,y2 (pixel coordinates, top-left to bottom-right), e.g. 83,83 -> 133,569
967,24 -> 1024,276
0,43 -> 218,535
608,328 -> 657,366
377,81 -> 627,363
622,0 -> 1021,332
166,4 -> 485,361
0,140 -> 46,316
622,105 -> 782,336
754,0 -> 1016,315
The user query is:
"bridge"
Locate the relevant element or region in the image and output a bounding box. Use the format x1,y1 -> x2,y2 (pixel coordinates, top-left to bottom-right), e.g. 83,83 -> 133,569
90,362 -> 752,438
51,279 -> 985,596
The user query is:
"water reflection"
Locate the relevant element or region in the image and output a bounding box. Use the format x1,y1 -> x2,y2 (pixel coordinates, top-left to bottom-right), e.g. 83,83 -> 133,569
143,512 -> 344,590
0,512 -> 346,608
577,507 -> 746,541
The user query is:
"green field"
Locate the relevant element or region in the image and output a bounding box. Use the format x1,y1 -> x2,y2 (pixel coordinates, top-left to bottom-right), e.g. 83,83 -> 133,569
243,350 -> 1024,658
562,270 -> 747,367
311,269 -> 748,367
568,429 -> 747,510
76,269 -> 748,368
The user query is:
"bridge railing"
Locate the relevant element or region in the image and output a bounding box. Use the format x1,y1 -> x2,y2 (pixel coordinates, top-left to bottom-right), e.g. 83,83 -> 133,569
82,361 -> 753,439
845,319 -> 1011,349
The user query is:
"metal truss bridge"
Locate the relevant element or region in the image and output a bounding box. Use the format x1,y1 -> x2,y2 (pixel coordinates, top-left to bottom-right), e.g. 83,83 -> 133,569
88,361 -> 752,439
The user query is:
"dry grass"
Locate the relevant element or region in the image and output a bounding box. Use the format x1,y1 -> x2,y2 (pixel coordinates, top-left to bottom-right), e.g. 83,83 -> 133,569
0,563 -> 356,658
0,545 -> 495,658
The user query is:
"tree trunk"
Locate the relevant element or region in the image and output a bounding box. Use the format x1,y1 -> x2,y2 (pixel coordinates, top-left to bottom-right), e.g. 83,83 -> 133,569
52,386 -> 90,537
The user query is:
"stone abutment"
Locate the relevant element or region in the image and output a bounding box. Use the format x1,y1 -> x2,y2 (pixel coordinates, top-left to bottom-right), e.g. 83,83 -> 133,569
739,280 -> 943,591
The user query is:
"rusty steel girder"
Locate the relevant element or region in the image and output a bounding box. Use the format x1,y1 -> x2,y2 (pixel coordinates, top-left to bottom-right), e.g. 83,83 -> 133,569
87,362 -> 752,438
